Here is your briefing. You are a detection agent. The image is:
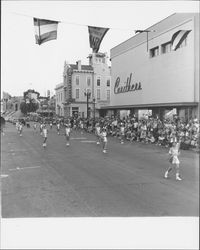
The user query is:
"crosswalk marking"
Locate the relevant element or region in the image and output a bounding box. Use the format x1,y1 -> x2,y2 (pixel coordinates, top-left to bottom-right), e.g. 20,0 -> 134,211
1,174 -> 9,178
9,166 -> 41,171
81,140 -> 97,143
71,137 -> 87,140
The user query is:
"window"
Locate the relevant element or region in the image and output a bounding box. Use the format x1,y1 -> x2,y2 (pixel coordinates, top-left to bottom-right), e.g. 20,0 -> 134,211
107,79 -> 110,87
75,89 -> 79,99
161,42 -> 172,54
97,89 -> 100,100
97,77 -> 100,86
107,90 -> 110,101
75,76 -> 79,85
150,46 -> 159,58
87,77 -> 91,87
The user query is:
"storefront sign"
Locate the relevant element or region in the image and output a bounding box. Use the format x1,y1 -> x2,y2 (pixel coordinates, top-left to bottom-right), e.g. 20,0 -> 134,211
114,73 -> 142,94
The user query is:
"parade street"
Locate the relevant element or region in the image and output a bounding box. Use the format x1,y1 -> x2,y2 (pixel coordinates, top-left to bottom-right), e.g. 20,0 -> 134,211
1,123 -> 199,217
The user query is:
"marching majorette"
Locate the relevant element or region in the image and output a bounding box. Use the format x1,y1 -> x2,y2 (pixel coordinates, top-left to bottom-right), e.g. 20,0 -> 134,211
164,141 -> 182,181
19,122 -> 23,136
16,120 -> 20,133
33,122 -> 37,131
101,127 -> 108,153
56,122 -> 60,135
120,123 -> 125,144
65,123 -> 71,146
95,122 -> 101,145
49,121 -> 53,129
80,120 -> 84,134
39,122 -> 43,135
42,124 -> 48,148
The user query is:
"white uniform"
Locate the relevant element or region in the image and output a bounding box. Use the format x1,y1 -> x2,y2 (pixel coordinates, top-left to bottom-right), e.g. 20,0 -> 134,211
169,146 -> 180,164
65,127 -> 71,146
101,131 -> 108,153
43,127 -> 48,147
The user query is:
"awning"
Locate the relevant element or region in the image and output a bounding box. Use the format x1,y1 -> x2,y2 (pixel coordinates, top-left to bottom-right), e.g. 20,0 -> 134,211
100,102 -> 198,110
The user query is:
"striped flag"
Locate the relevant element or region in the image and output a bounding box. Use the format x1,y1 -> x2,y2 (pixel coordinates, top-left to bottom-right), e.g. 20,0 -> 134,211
33,18 -> 59,45
171,30 -> 191,51
88,26 -> 109,53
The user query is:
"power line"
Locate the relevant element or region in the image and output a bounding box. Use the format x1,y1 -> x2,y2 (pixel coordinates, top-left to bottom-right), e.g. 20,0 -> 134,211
11,11 -> 137,32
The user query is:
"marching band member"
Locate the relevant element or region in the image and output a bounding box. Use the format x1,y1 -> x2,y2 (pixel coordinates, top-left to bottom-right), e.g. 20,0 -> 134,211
65,123 -> 71,147
42,124 -> 48,148
95,122 -> 101,145
101,127 -> 108,153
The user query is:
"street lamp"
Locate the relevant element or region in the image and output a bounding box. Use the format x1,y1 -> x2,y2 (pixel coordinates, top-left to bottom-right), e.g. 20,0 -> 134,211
84,89 -> 91,119
93,98 -> 96,119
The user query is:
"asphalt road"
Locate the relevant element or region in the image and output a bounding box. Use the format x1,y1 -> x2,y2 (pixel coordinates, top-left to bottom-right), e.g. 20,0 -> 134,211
1,122 -> 199,217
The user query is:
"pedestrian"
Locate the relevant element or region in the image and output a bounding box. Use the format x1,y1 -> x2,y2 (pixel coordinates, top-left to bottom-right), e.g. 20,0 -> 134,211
42,124 -> 48,148
65,123 -> 71,146
19,122 -> 23,136
95,123 -> 101,145
56,122 -> 60,135
164,141 -> 182,181
101,127 -> 108,153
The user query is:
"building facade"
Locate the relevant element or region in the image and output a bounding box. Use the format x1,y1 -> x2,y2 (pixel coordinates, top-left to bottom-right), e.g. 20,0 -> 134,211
102,13 -> 199,121
2,92 -> 23,114
55,83 -> 65,116
56,53 -> 111,118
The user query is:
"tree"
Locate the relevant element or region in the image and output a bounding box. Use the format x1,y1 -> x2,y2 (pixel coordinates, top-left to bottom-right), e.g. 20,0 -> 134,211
20,102 -> 28,115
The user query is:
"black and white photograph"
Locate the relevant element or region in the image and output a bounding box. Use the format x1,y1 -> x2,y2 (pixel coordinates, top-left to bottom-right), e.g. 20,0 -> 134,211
1,1 -> 199,249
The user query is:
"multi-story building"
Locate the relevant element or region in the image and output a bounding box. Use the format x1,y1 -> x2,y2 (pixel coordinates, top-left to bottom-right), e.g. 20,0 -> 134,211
88,52 -> 111,117
101,13 -> 199,121
55,83 -> 65,116
2,92 -> 23,114
55,52 -> 111,118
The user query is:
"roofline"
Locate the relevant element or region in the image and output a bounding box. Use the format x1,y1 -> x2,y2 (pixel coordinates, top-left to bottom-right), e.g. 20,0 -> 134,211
111,13 -> 179,51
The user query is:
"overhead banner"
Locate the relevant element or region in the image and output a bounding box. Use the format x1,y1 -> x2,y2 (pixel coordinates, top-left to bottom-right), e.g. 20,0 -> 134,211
33,18 -> 59,45
171,30 -> 191,51
88,26 -> 109,53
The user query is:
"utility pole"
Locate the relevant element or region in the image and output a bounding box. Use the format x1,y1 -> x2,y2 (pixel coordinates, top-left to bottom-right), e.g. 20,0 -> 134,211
84,89 -> 91,119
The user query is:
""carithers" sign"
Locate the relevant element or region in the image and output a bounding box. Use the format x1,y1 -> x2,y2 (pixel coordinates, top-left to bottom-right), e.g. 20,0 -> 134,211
114,73 -> 142,94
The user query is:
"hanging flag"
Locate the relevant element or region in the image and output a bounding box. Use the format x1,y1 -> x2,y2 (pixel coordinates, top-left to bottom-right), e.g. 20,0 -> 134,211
88,26 -> 109,53
171,30 -> 191,51
33,18 -> 59,45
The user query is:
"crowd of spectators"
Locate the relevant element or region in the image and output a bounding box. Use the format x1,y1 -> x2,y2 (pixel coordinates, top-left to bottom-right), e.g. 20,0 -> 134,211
67,115 -> 199,151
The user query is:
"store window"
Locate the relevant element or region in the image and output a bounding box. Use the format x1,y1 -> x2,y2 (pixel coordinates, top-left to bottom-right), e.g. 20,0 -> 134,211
161,42 -> 172,54
150,46 -> 159,58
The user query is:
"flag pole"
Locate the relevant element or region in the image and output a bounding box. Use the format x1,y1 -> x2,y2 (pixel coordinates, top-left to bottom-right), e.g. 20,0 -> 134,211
135,30 -> 155,52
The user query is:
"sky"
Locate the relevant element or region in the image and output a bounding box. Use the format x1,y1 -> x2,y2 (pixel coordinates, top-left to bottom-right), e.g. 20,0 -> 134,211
1,1 -> 199,98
